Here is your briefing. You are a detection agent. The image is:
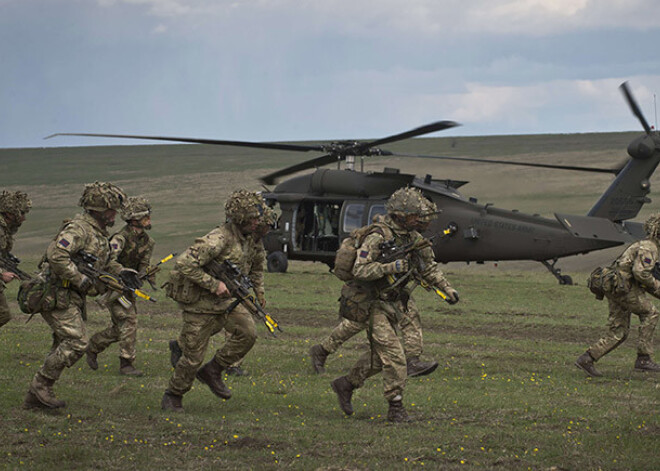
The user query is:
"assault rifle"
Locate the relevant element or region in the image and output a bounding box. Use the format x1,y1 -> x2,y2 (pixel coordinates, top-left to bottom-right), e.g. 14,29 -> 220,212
379,223 -> 458,304
71,251 -> 156,304
139,253 -> 177,289
0,252 -> 32,281
204,259 -> 282,336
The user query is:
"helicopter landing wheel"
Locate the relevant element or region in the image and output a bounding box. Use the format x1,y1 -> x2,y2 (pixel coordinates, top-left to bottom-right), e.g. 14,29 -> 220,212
267,251 -> 288,273
559,275 -> 573,286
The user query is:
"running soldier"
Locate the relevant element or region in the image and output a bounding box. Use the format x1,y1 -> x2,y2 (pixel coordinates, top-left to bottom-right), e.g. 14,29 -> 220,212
24,182 -> 132,410
576,213 -> 660,376
0,191 -> 31,329
161,190 -> 267,412
310,213 -> 438,377
86,196 -> 155,376
330,187 -> 459,422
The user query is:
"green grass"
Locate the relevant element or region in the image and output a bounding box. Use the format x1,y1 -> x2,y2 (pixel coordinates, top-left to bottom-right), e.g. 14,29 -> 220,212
0,266 -> 657,470
0,133 -> 658,470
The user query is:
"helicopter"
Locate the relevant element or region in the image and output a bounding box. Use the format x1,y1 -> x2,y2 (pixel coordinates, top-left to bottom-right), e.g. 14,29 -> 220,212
46,82 -> 660,285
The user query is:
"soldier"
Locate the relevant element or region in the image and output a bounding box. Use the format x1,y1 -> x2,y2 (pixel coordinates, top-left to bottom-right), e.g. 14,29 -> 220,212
24,182 -> 130,410
330,187 -> 459,422
576,213 -> 660,376
0,191 -> 32,329
310,214 -> 438,378
86,196 -> 155,377
166,203 -> 276,375
161,190 -> 267,412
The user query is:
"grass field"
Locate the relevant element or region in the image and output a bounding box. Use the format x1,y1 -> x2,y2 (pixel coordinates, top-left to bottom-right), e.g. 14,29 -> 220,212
0,133 -> 658,470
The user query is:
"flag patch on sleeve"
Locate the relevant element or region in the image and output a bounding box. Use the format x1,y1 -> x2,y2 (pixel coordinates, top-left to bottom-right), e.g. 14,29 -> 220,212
644,257 -> 653,265
359,250 -> 369,259
111,243 -> 119,250
58,238 -> 70,248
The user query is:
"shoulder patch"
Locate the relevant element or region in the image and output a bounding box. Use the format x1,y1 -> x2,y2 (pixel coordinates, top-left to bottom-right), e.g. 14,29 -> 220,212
58,238 -> 70,248
643,257 -> 653,265
358,250 -> 369,259
111,242 -> 119,250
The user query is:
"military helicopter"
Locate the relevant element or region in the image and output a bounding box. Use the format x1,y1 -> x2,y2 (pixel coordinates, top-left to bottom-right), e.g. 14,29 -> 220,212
46,82 -> 660,284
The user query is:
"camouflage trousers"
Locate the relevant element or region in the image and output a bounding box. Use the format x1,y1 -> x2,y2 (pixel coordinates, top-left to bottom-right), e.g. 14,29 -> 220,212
35,292 -> 87,381
321,297 -> 423,358
168,305 -> 257,396
589,286 -> 660,360
0,288 -> 11,328
88,299 -> 138,361
346,300 -> 407,402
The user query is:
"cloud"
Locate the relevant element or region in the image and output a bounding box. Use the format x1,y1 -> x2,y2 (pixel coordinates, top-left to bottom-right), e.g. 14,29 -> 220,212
92,0 -> 660,37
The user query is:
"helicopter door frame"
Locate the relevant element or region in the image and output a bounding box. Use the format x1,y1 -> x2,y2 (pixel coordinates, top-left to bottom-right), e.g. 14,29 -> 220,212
290,197 -> 343,255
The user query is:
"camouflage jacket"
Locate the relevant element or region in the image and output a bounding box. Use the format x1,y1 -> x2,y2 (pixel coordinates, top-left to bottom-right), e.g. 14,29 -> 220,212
348,214 -> 451,301
43,213 -> 123,288
110,225 -> 155,273
614,238 -> 660,294
169,222 -> 265,313
0,215 -> 16,289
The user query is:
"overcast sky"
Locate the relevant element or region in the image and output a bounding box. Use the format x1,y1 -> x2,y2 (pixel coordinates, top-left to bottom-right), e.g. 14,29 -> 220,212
2,0 -> 660,149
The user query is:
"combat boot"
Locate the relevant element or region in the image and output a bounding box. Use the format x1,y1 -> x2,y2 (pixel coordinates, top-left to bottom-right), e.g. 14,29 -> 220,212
387,398 -> 410,423
634,354 -> 660,372
330,376 -> 354,416
309,344 -> 329,374
169,339 -> 182,368
23,390 -> 48,410
86,351 -> 98,371
28,373 -> 66,409
161,390 -> 184,412
196,360 -> 232,399
406,357 -> 439,377
575,351 -> 602,377
119,358 -> 144,377
226,365 -> 247,376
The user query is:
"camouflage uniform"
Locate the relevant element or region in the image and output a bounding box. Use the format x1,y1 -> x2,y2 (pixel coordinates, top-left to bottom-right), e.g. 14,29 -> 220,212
87,209 -> 155,372
0,191 -> 31,328
313,295 -> 430,375
162,190 -> 266,410
25,182 -> 126,409
577,214 -> 660,376
331,188 -> 458,422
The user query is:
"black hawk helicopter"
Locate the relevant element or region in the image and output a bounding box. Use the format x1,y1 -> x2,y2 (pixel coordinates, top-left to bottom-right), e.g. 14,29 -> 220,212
46,82 -> 660,284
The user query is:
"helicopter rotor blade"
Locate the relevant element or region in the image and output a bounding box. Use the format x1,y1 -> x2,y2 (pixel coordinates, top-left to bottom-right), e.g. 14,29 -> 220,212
260,153 -> 336,185
619,82 -> 652,135
44,132 -> 326,153
392,153 -> 622,175
359,120 -> 460,150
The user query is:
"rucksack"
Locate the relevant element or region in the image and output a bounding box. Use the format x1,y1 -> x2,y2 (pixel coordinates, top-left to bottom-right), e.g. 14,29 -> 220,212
333,223 -> 389,281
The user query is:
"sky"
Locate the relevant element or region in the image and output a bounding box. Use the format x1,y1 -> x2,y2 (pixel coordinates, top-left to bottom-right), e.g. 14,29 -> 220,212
2,0 -> 660,149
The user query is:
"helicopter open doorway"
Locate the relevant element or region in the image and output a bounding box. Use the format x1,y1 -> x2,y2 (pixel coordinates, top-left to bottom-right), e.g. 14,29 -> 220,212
263,197 -> 387,273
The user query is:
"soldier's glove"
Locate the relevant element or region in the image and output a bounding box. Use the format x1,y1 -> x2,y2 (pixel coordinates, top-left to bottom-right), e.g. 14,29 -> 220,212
120,268 -> 143,289
445,287 -> 460,305
76,274 -> 94,294
382,259 -> 409,275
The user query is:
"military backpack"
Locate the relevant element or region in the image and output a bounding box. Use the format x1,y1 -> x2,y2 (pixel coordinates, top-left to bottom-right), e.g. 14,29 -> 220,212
333,223 -> 390,281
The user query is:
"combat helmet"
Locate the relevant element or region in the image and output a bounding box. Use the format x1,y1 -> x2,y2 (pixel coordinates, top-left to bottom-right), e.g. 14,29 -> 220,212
78,182 -> 126,212
121,196 -> 151,221
386,187 -> 439,221
225,190 -> 264,226
0,191 -> 32,219
644,213 -> 660,240
260,205 -> 277,228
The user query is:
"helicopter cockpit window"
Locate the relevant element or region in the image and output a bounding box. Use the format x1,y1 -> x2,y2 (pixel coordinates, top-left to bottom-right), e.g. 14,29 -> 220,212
368,204 -> 386,223
343,204 -> 365,233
